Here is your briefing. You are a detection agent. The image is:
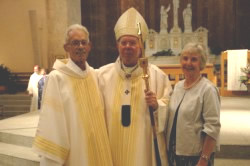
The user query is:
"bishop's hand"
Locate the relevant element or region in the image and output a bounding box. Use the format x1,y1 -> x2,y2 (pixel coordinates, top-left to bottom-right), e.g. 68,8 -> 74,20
144,90 -> 158,110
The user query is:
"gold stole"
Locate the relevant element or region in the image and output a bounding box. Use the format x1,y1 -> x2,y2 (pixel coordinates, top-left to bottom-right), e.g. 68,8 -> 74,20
73,74 -> 113,166
110,75 -> 142,166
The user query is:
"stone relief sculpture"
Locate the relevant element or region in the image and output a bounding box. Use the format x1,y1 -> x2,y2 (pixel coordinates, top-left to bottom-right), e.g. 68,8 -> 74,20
183,3 -> 192,33
160,5 -> 171,33
173,0 -> 179,27
148,29 -> 157,49
145,0 -> 208,57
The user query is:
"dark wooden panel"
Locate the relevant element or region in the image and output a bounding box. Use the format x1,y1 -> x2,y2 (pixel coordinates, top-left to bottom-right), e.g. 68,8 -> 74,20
81,0 -> 250,68
236,0 -> 250,49
81,0 -> 119,68
223,0 -> 236,49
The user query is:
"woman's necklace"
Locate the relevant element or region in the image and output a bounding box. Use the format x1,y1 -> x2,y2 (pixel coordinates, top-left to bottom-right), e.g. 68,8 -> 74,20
184,75 -> 202,90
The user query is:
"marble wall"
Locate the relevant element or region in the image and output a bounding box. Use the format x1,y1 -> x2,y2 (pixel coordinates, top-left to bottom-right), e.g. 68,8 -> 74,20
81,0 -> 250,68
0,0 -> 81,72
0,0 -> 47,72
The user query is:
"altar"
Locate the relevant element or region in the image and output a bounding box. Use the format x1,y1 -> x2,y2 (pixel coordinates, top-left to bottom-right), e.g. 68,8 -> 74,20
149,56 -> 215,87
152,59 -> 215,87
145,0 -> 213,87
145,0 -> 208,56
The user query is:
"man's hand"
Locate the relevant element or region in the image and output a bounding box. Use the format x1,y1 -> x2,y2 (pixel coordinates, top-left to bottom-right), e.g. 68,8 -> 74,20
144,90 -> 158,110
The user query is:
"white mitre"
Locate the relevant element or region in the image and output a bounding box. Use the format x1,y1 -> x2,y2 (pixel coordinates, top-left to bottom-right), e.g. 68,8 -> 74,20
114,7 -> 149,42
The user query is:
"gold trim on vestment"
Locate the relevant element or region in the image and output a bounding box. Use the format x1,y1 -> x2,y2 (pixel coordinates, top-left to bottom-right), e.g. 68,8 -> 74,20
110,75 -> 142,166
72,74 -> 113,166
33,135 -> 68,161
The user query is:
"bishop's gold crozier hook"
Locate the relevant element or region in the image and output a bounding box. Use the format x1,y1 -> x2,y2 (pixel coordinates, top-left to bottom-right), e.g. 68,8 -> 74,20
137,22 -> 150,91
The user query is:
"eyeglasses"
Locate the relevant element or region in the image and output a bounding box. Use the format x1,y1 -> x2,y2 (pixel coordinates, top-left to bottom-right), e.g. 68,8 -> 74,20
70,40 -> 88,47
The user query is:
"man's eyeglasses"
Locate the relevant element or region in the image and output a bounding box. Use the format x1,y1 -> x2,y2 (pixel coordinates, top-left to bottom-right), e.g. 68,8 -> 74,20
70,40 -> 88,47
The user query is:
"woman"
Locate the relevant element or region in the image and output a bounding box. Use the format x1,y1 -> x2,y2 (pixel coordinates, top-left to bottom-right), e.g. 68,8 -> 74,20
166,43 -> 221,166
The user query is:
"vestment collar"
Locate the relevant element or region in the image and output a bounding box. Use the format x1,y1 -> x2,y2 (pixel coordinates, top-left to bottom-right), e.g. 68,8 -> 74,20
53,58 -> 90,78
115,57 -> 143,80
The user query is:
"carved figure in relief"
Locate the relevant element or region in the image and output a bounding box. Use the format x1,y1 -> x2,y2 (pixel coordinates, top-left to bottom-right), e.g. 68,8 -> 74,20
183,3 -> 192,33
160,5 -> 171,33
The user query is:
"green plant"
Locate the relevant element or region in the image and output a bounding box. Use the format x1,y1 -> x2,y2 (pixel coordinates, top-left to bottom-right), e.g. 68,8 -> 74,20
0,64 -> 19,93
241,63 -> 250,75
239,63 -> 250,86
152,49 -> 174,57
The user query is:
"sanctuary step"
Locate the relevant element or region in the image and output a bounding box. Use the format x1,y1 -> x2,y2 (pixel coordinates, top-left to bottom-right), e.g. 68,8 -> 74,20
214,96 -> 250,166
0,128 -> 34,147
0,112 -> 40,166
215,158 -> 250,166
0,142 -> 39,166
216,145 -> 250,159
0,97 -> 249,165
0,94 -> 31,120
14,72 -> 32,92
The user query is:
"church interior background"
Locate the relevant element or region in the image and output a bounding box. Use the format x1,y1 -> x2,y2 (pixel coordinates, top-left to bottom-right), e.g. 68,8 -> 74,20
0,0 -> 250,165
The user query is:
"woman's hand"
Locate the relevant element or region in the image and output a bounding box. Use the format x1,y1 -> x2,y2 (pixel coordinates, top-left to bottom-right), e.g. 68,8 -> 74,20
196,157 -> 208,166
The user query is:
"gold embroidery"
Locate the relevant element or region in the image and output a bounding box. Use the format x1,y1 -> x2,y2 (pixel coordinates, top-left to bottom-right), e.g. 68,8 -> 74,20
33,135 -> 68,160
71,74 -> 113,166
110,76 -> 142,166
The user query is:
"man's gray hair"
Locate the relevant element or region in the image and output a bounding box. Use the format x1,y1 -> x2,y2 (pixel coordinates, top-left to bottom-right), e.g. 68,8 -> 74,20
180,42 -> 207,70
65,24 -> 90,44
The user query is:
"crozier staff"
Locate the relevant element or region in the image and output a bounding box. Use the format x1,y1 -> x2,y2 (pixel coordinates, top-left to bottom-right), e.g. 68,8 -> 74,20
137,22 -> 167,166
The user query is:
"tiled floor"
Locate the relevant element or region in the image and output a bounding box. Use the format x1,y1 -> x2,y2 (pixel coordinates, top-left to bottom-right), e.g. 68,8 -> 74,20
0,111 -> 39,137
215,96 -> 250,165
0,112 -> 40,165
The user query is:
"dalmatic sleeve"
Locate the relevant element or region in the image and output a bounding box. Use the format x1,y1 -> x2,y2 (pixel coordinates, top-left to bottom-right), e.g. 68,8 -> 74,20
32,73 -> 70,165
202,85 -> 221,140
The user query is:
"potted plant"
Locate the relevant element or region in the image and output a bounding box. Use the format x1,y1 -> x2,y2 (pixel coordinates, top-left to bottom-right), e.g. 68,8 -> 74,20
240,63 -> 250,91
0,64 -> 19,94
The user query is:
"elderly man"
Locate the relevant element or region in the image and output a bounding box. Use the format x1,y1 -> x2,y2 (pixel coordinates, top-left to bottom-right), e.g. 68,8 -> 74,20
33,24 -> 113,166
98,8 -> 172,166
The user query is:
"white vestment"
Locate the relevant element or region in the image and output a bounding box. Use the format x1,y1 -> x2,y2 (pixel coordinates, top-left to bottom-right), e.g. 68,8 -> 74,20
33,59 -> 113,166
27,72 -> 42,112
97,58 -> 172,166
166,77 -> 220,155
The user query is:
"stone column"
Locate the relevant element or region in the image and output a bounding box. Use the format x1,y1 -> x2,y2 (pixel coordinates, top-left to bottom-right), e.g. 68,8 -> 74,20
46,0 -> 81,69
29,10 -> 41,66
